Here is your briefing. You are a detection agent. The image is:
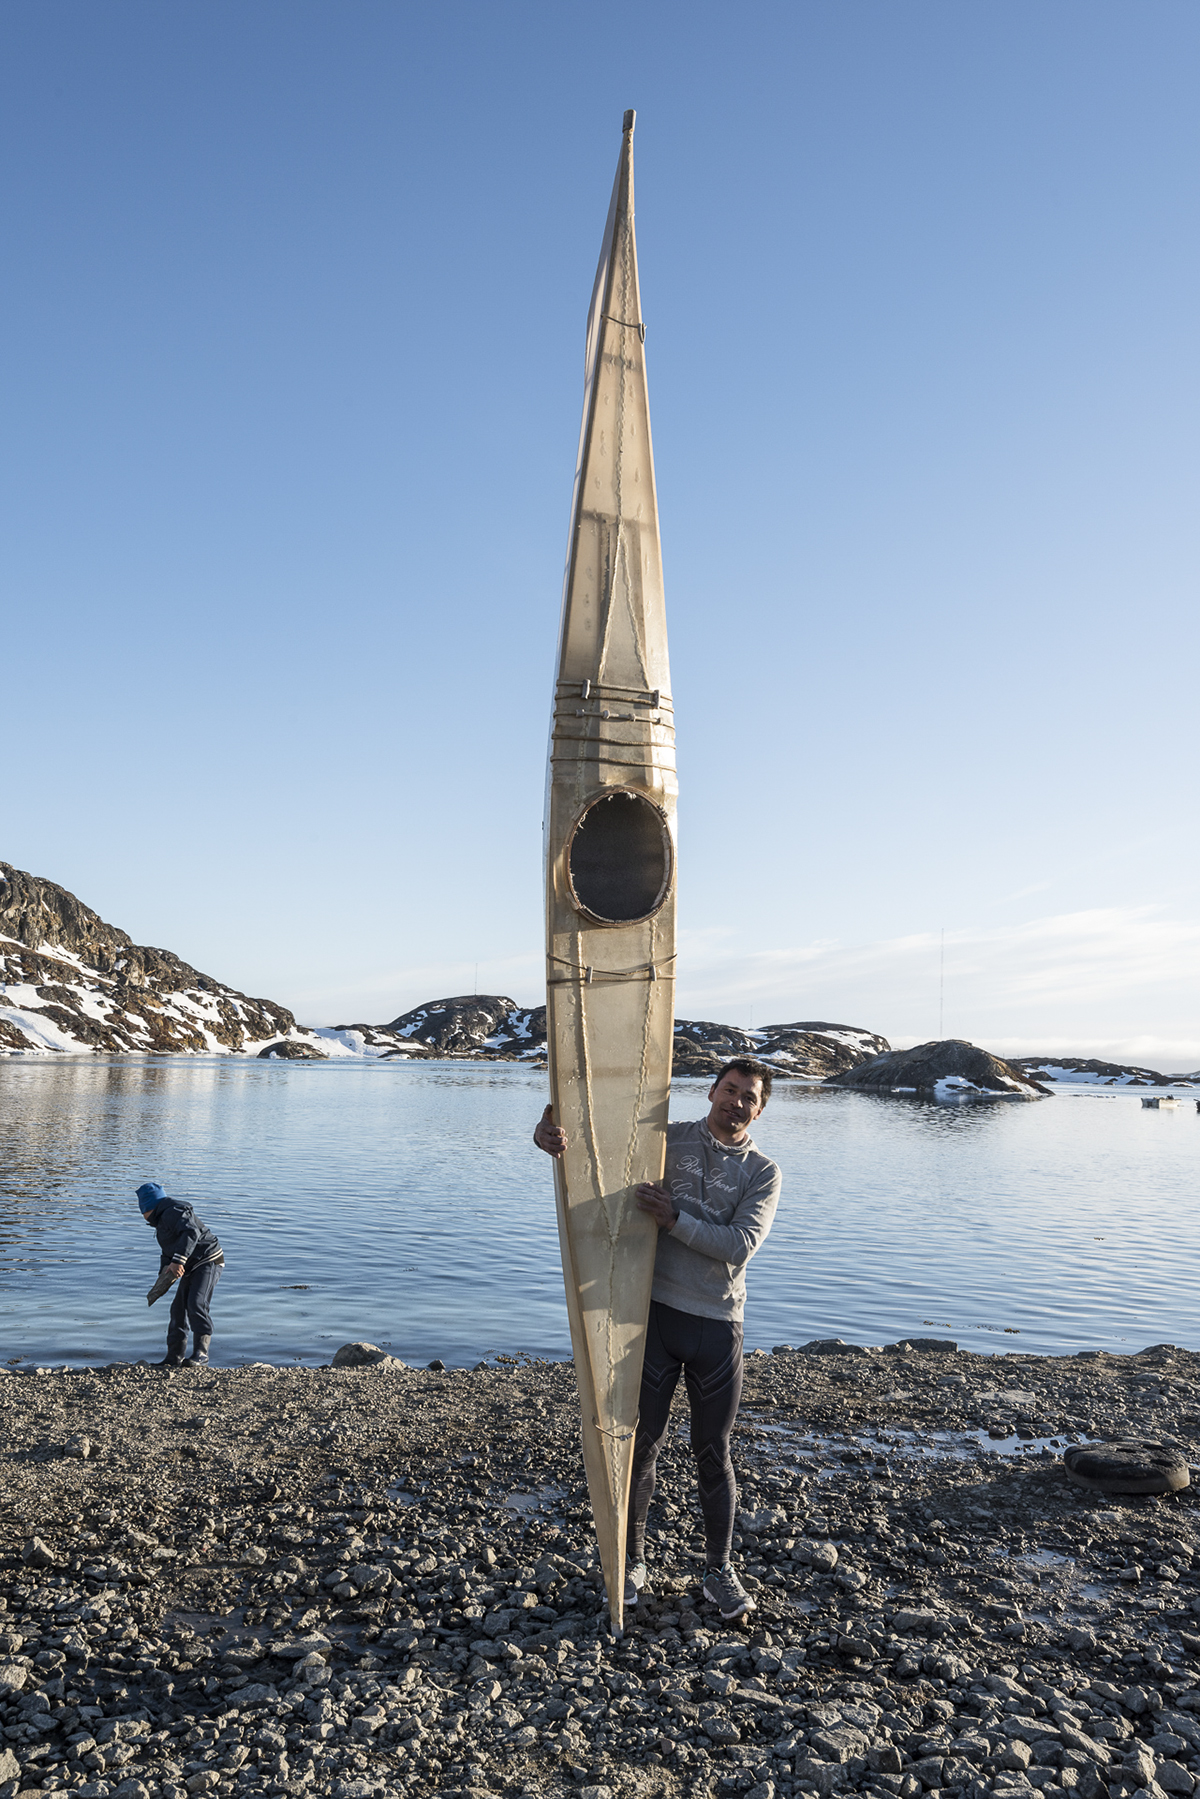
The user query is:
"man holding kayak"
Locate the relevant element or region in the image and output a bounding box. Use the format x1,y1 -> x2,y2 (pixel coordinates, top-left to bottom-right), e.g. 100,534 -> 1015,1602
534,1057 -> 781,1621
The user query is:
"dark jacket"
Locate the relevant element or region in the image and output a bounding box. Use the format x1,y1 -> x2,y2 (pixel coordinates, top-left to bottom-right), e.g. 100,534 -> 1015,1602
148,1199 -> 222,1273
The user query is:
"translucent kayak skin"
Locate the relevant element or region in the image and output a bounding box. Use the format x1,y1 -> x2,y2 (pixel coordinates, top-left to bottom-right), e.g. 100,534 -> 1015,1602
544,111 -> 677,1638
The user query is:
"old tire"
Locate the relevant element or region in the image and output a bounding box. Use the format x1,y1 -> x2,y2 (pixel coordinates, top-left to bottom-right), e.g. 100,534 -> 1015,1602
1062,1439 -> 1190,1495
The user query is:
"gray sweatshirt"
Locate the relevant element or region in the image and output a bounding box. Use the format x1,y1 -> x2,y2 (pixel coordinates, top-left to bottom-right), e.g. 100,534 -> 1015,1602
650,1119 -> 782,1323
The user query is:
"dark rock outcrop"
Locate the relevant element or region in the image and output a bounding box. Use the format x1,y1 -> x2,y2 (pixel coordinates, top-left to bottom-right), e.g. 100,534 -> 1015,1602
257,1040 -> 328,1061
827,1037 -> 1050,1099
0,862 -> 299,1056
670,1034 -> 732,1076
755,1022 -> 891,1079
672,1019 -> 759,1060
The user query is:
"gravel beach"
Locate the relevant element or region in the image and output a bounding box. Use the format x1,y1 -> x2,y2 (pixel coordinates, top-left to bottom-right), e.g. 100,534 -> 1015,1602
3,1340 -> 1200,1799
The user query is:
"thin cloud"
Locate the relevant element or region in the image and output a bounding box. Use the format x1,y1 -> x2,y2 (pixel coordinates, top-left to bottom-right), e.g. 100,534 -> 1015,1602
674,907 -> 1200,1066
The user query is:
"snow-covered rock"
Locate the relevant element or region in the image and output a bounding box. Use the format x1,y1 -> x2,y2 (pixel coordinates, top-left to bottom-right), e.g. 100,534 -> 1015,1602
1009,1055 -> 1199,1088
673,1019 -> 889,1079
827,1038 -> 1048,1100
383,995 -> 546,1060
310,1023 -> 434,1059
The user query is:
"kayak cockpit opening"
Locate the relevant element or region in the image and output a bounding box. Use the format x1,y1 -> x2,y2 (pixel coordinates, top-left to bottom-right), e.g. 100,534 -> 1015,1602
567,789 -> 673,924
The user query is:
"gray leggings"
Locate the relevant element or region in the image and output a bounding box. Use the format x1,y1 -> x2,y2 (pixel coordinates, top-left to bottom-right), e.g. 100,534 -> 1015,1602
628,1300 -> 744,1567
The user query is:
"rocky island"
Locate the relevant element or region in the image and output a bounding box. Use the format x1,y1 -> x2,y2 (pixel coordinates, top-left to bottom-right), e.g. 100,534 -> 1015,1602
2,1341 -> 1200,1799
827,1044 -> 1051,1101
1008,1061 -> 1200,1091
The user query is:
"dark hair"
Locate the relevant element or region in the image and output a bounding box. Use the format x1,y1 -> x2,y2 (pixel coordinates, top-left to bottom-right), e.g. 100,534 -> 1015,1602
711,1057 -> 773,1104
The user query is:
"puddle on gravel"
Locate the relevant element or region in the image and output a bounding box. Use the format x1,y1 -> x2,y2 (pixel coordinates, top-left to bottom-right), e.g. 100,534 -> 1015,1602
162,1606 -> 245,1633
159,1605 -> 369,1657
161,1606 -> 249,1646
746,1418 -> 1088,1471
745,1422 -> 880,1478
905,1427 -> 1073,1460
504,1482 -> 567,1517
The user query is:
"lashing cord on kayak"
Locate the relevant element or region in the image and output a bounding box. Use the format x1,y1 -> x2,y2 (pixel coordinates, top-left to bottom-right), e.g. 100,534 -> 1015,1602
593,1419 -> 634,1441
602,313 -> 646,342
548,952 -> 676,984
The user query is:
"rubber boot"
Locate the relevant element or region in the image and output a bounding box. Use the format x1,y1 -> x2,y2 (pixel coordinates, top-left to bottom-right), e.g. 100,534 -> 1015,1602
184,1335 -> 211,1367
158,1331 -> 187,1368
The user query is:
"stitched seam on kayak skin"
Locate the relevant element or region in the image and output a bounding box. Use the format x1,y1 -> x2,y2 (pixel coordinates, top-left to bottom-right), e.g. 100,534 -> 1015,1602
596,223 -> 651,700
574,947 -> 605,1230
613,200 -> 650,694
596,516 -> 616,693
623,911 -> 658,1199
604,1259 -> 618,1545
619,522 -> 650,695
594,178 -> 621,687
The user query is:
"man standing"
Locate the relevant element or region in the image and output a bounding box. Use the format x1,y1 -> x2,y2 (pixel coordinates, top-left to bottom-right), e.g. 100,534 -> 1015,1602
136,1182 -> 224,1368
534,1058 -> 781,1621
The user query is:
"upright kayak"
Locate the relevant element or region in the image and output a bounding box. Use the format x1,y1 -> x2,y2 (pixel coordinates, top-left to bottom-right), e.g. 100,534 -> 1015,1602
544,109 -> 677,1637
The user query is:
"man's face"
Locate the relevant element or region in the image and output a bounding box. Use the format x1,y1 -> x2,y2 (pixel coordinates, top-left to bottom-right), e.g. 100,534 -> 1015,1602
707,1070 -> 765,1136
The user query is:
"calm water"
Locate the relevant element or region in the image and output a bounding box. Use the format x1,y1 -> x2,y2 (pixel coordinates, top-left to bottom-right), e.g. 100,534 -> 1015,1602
0,1057 -> 1196,1369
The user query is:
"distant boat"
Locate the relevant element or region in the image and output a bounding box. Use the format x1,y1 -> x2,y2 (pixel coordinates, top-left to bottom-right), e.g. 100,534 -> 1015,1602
1141,1095 -> 1179,1108
544,110 -> 676,1638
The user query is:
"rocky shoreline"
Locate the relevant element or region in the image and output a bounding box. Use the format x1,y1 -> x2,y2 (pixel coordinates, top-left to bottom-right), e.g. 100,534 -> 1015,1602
3,1342 -> 1200,1799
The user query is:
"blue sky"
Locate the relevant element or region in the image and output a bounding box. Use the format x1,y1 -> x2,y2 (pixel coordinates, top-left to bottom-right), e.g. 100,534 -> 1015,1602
4,2 -> 1198,1064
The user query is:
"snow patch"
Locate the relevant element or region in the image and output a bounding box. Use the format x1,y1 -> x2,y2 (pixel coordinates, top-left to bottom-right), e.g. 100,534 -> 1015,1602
28,941 -> 88,971
933,1076 -> 982,1100
1,984 -> 45,1010
0,1006 -> 86,1054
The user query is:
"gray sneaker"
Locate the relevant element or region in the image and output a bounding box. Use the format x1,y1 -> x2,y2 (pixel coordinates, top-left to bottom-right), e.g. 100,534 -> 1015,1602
701,1561 -> 754,1620
624,1561 -> 649,1608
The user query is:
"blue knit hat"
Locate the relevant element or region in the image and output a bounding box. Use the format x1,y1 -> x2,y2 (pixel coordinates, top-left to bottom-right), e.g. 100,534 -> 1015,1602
136,1182 -> 166,1214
